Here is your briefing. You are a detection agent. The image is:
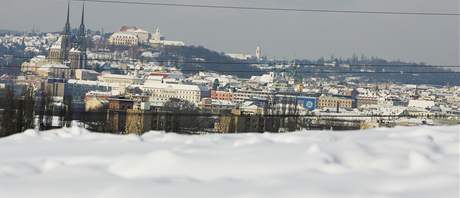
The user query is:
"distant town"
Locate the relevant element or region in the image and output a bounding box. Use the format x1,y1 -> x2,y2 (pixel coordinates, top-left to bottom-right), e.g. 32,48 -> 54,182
0,3 -> 459,136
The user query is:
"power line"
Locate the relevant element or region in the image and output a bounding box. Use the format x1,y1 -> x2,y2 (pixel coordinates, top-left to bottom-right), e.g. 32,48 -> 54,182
2,55 -> 458,75
4,56 -> 460,68
73,0 -> 460,16
4,66 -> 459,74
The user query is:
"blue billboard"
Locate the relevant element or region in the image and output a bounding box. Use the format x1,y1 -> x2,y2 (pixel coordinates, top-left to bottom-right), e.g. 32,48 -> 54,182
297,97 -> 317,111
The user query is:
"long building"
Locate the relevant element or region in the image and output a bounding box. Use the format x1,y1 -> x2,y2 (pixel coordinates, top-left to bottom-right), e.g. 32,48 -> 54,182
317,96 -> 354,109
142,82 -> 201,106
233,89 -> 272,104
98,73 -> 143,88
108,32 -> 139,47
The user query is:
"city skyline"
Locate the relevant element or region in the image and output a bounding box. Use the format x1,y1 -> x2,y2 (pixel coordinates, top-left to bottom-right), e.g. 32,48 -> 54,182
0,0 -> 459,65
0,1 -> 459,197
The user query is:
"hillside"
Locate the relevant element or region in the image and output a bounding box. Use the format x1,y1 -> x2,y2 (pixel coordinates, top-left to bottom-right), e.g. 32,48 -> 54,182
158,45 -> 261,78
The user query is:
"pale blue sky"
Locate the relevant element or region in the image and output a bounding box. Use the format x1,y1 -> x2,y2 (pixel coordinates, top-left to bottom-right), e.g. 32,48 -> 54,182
0,0 -> 458,65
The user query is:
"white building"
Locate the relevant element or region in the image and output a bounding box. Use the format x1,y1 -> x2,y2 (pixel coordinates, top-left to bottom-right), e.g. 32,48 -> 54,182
226,53 -> 253,60
250,72 -> 277,84
75,69 -> 100,81
233,89 -> 271,104
21,55 -> 48,73
121,26 -> 150,44
408,100 -> 435,109
142,82 -> 201,106
149,27 -> 185,47
98,73 -> 143,90
37,63 -> 71,79
108,32 -> 139,47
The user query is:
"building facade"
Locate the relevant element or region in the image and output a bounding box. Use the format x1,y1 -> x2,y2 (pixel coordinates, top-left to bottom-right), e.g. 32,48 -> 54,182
142,82 -> 201,106
317,96 -> 354,109
108,32 -> 139,47
211,90 -> 233,101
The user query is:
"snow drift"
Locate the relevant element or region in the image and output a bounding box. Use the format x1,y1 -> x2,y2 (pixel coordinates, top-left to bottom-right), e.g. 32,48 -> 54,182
0,126 -> 458,198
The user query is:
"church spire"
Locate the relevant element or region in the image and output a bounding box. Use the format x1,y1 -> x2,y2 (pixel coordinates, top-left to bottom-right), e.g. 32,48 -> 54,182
78,1 -> 86,38
80,2 -> 85,28
78,2 -> 88,69
61,1 -> 72,64
63,1 -> 71,36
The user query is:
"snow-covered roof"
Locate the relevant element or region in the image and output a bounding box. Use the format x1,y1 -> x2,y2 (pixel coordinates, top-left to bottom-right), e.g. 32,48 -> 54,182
50,36 -> 62,49
110,32 -> 138,39
141,51 -> 154,57
100,73 -> 142,80
40,63 -> 69,69
143,82 -> 201,92
67,79 -> 112,87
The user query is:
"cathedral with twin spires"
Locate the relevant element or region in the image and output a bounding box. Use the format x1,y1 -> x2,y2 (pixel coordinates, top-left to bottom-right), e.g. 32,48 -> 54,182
48,2 -> 88,70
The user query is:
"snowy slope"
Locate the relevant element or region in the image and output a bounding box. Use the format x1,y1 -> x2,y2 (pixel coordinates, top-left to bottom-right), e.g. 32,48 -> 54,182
0,126 -> 458,198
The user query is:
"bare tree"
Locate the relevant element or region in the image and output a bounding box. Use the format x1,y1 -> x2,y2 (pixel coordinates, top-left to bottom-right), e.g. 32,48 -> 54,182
162,98 -> 205,133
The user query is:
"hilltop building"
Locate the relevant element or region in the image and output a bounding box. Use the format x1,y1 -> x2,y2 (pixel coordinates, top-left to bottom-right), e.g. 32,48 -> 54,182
108,26 -> 185,48
149,26 -> 185,47
108,26 -> 149,47
108,32 -> 139,47
119,26 -> 150,44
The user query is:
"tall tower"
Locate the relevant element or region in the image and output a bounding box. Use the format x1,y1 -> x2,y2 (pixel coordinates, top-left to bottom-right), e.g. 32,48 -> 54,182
256,46 -> 262,60
61,1 -> 72,63
77,2 -> 87,69
153,26 -> 161,41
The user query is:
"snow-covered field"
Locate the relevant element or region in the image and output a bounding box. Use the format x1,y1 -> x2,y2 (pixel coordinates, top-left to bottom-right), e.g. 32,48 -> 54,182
0,126 -> 458,198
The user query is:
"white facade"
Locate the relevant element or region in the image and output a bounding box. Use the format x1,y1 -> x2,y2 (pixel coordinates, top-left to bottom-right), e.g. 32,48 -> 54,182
250,72 -> 277,84
98,73 -> 143,89
149,26 -> 185,47
226,53 -> 253,60
21,55 -> 48,73
108,32 -> 139,47
233,90 -> 271,103
408,100 -> 435,109
37,63 -> 71,79
131,29 -> 149,44
142,82 -> 201,106
75,69 -> 100,81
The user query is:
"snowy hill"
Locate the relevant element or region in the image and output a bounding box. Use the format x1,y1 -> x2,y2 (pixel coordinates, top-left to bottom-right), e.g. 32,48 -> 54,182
0,126 -> 458,198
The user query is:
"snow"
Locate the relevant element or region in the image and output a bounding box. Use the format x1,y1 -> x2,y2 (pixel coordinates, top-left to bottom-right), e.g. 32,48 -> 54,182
0,126 -> 458,198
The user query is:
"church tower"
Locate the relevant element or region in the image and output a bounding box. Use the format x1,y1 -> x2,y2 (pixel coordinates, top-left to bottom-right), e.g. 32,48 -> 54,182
153,26 -> 161,41
49,1 -> 91,72
77,2 -> 87,69
256,46 -> 262,60
61,2 -> 72,63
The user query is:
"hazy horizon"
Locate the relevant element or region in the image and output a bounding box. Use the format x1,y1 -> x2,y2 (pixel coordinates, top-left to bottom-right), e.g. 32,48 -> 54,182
1,0 -> 459,65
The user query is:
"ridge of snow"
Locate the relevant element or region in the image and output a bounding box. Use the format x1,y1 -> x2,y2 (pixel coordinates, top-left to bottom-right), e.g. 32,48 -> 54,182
0,126 -> 458,198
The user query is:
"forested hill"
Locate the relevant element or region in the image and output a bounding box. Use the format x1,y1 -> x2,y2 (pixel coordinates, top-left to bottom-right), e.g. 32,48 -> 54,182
293,57 -> 460,86
157,46 -> 459,85
158,45 -> 261,78
0,30 -> 21,35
